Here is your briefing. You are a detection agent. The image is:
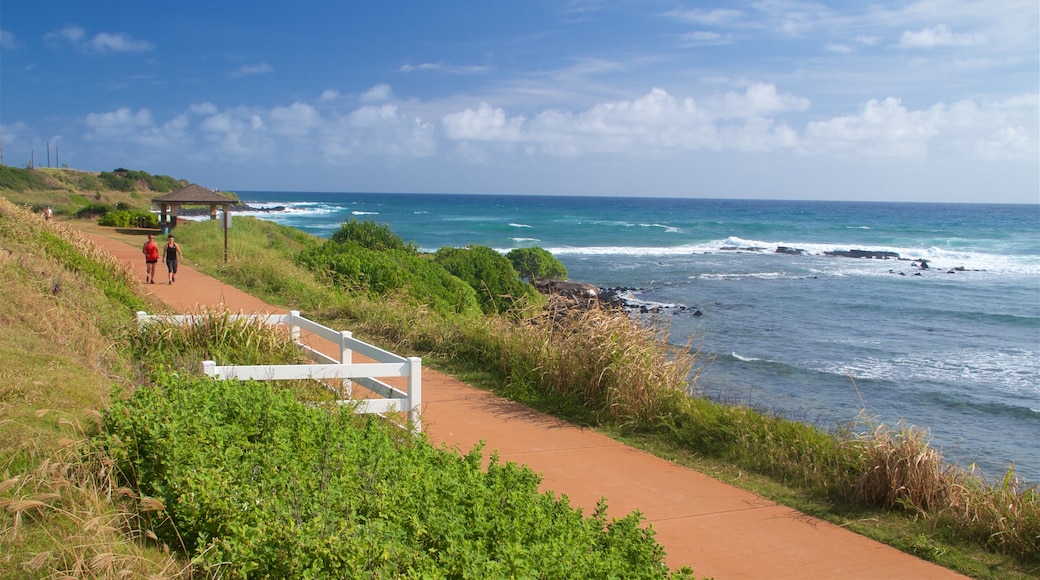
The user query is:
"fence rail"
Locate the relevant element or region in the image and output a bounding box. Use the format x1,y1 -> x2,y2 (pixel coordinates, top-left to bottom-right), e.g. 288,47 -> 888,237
136,310 -> 422,433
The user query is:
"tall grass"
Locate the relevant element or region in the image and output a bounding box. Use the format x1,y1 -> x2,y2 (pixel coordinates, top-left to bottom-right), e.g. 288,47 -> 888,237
0,199 -> 185,577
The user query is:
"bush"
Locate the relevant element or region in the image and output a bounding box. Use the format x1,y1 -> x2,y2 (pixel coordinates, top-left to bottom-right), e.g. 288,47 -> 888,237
98,171 -> 134,192
331,218 -> 418,253
435,245 -> 541,314
298,239 -> 481,316
97,209 -> 158,228
97,374 -> 692,578
507,246 -> 568,282
74,202 -> 112,219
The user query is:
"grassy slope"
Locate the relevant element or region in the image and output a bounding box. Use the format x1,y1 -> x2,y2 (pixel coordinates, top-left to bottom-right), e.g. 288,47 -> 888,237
0,199 -> 183,577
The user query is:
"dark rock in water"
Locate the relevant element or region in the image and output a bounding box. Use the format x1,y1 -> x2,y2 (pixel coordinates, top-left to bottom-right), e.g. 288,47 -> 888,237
535,280 -> 599,301
720,246 -> 766,252
912,259 -> 930,270
775,246 -> 805,255
535,281 -> 704,318
824,249 -> 900,260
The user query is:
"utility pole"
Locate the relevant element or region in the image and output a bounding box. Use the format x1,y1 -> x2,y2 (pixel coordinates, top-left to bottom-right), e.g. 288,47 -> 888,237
47,142 -> 51,168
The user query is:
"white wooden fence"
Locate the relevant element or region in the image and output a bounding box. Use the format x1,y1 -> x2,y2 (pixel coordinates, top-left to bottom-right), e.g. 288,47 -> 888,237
136,310 -> 422,434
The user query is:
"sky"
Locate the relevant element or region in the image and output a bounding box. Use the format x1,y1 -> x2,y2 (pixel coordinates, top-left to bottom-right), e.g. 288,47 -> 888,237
1,1 -> 1037,203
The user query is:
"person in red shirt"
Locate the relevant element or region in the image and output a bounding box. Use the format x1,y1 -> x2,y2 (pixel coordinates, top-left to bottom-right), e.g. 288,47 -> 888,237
142,234 -> 159,284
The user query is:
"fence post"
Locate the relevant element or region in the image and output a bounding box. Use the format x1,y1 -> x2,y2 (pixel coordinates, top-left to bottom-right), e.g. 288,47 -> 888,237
136,311 -> 148,327
201,360 -> 217,377
407,357 -> 422,435
288,310 -> 301,342
341,331 -> 353,398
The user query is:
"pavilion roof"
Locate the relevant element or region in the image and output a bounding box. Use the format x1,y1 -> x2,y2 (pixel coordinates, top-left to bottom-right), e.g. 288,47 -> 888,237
153,184 -> 235,204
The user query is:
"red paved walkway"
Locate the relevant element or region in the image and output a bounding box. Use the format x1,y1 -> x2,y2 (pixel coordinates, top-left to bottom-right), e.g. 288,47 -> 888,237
85,228 -> 965,579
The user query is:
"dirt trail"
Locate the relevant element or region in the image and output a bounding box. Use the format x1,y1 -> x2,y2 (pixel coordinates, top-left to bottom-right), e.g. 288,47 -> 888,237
84,226 -> 965,579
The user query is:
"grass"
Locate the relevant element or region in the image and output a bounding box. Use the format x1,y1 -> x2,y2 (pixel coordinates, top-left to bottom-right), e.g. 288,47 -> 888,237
164,215 -> 1040,579
0,198 -> 182,577
2,189 -> 1037,578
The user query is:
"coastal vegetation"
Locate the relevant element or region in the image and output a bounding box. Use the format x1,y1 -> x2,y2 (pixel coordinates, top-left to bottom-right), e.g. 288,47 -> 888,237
0,194 -> 690,577
1,166 -> 1037,578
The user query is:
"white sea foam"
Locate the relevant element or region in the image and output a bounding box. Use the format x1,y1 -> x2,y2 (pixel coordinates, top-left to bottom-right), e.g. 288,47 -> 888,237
545,236 -> 1039,276
510,237 -> 541,244
732,352 -> 762,362
352,210 -> 379,216
641,223 -> 682,233
509,223 -> 532,228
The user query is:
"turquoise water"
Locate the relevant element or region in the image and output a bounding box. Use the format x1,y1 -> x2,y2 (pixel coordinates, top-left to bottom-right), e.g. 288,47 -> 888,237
232,192 -> 1040,482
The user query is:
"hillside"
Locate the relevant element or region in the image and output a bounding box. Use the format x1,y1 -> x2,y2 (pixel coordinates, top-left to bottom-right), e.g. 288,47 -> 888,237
0,165 -> 187,216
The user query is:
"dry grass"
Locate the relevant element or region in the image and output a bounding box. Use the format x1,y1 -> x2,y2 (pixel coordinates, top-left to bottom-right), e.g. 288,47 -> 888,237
0,198 -> 187,577
849,419 -> 1039,561
1,432 -> 186,579
476,297 -> 696,425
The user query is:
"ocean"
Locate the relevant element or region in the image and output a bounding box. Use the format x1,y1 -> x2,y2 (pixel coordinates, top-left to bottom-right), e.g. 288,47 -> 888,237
229,191 -> 1040,483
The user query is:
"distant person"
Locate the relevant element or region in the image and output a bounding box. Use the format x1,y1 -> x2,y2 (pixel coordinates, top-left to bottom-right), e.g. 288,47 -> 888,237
142,234 -> 159,284
164,234 -> 184,284
44,206 -> 52,221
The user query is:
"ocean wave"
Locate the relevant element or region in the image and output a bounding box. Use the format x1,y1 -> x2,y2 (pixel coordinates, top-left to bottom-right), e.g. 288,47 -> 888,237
547,236 -> 1039,275
352,210 -> 379,216
509,223 -> 532,228
640,223 -> 682,233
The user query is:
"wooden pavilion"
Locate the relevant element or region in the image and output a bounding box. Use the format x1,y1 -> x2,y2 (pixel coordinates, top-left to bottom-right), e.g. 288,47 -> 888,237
153,184 -> 235,230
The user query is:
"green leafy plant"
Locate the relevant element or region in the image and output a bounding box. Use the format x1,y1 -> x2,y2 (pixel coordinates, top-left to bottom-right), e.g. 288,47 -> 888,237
97,374 -> 693,578
435,245 -> 541,314
507,246 -> 568,282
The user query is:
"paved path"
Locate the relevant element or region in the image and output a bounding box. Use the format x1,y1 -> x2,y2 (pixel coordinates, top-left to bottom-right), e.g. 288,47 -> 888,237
84,227 -> 965,579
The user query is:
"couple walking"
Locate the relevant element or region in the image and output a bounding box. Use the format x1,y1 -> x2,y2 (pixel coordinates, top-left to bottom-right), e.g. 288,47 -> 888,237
142,233 -> 184,284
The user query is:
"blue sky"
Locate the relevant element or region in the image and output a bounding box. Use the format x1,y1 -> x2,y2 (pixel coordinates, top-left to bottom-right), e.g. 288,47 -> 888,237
1,1 -> 1037,202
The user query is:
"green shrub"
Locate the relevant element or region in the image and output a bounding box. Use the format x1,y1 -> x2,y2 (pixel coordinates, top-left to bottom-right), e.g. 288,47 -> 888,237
98,209 -> 158,228
298,239 -> 481,316
331,218 -> 418,253
507,246 -> 568,282
97,374 -> 692,578
99,171 -> 134,192
75,202 -> 111,219
435,245 -> 541,314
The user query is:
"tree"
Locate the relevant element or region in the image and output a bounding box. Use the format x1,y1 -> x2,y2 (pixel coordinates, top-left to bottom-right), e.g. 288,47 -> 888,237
506,247 -> 567,283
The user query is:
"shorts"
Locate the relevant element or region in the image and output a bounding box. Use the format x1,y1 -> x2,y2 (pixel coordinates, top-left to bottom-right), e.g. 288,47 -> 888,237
146,259 -> 158,264
166,260 -> 178,273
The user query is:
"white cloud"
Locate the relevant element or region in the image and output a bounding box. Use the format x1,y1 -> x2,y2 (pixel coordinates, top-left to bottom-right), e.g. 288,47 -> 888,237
320,89 -> 341,101
83,107 -> 190,149
899,24 -> 986,48
360,84 -> 393,104
1,29 -> 18,50
705,83 -> 810,118
231,63 -> 273,78
45,25 -> 152,53
86,32 -> 153,53
85,107 -> 155,138
443,103 -> 526,141
803,94 -> 1038,160
268,103 -> 321,137
188,102 -> 218,115
399,62 -> 491,74
44,25 -> 85,46
681,31 -> 731,46
666,8 -> 745,26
